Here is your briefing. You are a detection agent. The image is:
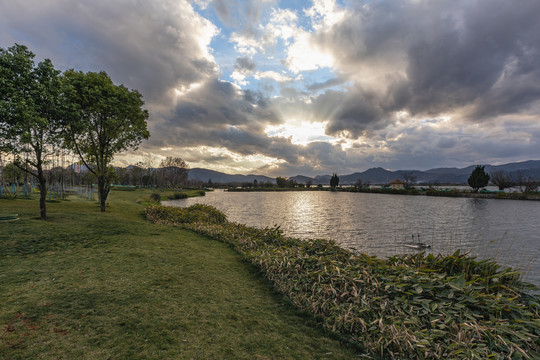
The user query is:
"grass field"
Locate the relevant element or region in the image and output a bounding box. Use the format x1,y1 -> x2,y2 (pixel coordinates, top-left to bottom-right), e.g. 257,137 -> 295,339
0,191 -> 358,359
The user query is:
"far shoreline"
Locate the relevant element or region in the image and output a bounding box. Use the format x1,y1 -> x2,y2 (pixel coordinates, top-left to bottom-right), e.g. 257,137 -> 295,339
225,186 -> 540,201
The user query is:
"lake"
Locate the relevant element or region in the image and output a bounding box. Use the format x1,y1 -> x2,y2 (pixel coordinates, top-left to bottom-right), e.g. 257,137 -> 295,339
164,190 -> 540,287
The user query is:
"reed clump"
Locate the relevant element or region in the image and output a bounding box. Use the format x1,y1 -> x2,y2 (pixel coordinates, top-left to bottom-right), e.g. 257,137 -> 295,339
167,192 -> 188,199
146,204 -> 540,359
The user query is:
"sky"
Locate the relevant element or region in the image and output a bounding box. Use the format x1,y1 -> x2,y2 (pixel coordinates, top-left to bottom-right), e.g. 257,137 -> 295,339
1,0 -> 540,177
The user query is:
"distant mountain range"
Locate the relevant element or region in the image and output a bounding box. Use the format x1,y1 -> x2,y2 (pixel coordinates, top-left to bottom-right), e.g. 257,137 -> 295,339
188,160 -> 540,185
188,168 -> 275,184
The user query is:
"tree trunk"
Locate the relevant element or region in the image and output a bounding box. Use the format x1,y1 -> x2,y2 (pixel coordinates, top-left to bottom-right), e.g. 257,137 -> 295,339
37,164 -> 47,220
97,175 -> 110,212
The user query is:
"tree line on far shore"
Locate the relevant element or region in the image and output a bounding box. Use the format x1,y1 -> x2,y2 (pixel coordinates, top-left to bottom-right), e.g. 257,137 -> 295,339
467,165 -> 538,193
228,166 -> 538,194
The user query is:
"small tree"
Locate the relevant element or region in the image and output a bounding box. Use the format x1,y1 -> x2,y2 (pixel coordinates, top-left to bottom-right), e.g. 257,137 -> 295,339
403,172 -> 417,189
276,176 -> 288,188
63,70 -> 149,211
330,173 -> 339,190
1,162 -> 25,185
159,156 -> 188,189
490,170 -> 513,190
468,165 -> 490,192
515,170 -> 539,193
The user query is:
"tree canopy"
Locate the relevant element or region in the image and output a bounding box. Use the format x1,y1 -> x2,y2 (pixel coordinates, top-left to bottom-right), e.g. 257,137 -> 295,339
276,176 -> 296,188
468,165 -> 490,192
0,44 -> 64,219
63,70 -> 150,211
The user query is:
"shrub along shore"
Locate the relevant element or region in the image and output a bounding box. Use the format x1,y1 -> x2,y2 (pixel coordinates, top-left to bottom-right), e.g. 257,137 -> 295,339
146,204 -> 540,359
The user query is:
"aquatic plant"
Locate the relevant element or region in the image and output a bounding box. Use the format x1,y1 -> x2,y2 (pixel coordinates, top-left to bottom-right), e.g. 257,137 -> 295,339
167,192 -> 188,200
167,190 -> 205,199
149,193 -> 161,202
146,205 -> 540,359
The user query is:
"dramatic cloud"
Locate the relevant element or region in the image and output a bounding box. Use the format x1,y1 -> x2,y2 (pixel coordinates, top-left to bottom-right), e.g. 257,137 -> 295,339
306,0 -> 540,134
0,0 -> 219,109
1,0 -> 539,176
150,77 -> 281,151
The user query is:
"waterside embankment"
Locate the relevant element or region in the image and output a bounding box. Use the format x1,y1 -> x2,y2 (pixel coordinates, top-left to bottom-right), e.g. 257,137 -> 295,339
146,204 -> 540,359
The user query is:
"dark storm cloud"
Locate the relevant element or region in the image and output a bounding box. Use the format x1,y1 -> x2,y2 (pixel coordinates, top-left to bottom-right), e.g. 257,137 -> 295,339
311,89 -> 388,138
235,57 -> 256,72
210,128 -> 300,164
151,77 -> 282,148
257,141 -> 350,176
0,0 -> 218,105
311,0 -> 540,136
212,0 -> 233,26
210,0 -> 270,32
242,89 -> 269,107
436,137 -> 457,150
306,76 -> 347,92
280,86 -> 310,98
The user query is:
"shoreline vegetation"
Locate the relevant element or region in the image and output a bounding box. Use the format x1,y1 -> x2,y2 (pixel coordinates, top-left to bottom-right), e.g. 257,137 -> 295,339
146,204 -> 540,359
227,186 -> 540,201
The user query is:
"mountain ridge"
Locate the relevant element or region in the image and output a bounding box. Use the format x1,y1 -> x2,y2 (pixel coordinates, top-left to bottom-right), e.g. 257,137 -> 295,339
188,160 -> 540,185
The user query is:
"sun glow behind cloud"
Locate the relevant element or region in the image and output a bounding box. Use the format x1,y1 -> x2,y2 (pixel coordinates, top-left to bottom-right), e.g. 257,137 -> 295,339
174,82 -> 202,97
265,121 -> 334,145
181,146 -> 285,173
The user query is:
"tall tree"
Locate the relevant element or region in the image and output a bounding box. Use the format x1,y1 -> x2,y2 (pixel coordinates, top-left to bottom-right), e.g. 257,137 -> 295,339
0,44 -> 63,219
490,170 -> 513,190
468,165 -> 490,193
159,156 -> 189,189
330,173 -> 339,190
63,70 -> 149,211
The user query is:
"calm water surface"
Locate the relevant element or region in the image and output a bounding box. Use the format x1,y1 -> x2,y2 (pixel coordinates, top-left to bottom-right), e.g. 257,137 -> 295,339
164,190 -> 540,286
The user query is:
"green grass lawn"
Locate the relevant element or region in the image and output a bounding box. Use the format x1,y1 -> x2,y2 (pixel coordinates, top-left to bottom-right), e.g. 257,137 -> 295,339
0,191 -> 359,359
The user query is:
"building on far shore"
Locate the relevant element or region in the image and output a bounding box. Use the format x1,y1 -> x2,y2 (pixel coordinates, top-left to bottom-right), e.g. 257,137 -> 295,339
390,179 -> 405,190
